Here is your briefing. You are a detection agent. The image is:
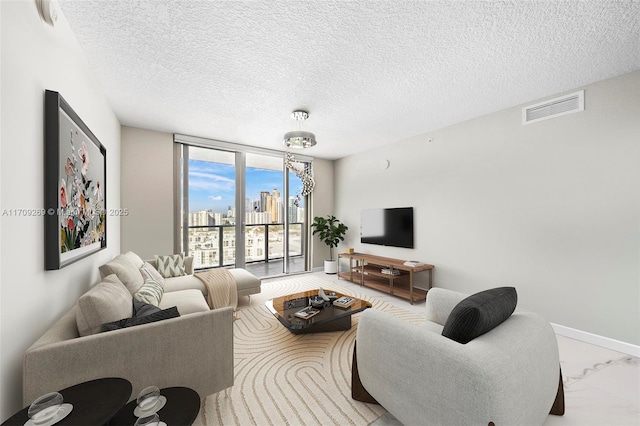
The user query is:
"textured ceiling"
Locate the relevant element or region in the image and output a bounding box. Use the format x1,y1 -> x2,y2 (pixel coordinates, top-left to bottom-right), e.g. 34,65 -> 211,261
57,0 -> 640,160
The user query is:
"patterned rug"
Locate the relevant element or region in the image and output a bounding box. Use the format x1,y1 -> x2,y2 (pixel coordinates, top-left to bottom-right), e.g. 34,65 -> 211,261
193,275 -> 424,426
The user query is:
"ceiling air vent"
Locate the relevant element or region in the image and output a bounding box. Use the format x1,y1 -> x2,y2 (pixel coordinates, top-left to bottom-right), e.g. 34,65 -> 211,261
523,90 -> 584,124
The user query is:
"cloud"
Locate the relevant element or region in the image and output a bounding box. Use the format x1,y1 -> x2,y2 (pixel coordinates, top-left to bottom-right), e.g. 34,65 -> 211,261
208,195 -> 222,201
189,170 -> 235,192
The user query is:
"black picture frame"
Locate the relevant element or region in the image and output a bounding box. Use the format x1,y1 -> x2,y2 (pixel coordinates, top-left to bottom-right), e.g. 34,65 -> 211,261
44,90 -> 107,270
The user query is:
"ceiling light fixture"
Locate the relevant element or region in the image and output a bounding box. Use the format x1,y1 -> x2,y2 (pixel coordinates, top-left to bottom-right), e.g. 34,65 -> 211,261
283,110 -> 317,149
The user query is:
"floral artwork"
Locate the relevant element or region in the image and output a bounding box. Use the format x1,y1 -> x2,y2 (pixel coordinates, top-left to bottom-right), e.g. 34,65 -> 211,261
45,90 -> 106,269
59,130 -> 105,253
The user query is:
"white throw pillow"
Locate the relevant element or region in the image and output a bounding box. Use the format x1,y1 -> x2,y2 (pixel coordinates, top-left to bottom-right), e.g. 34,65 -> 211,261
140,262 -> 165,285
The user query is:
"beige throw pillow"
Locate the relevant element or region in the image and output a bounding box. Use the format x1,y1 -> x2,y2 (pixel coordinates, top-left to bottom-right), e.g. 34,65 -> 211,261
76,275 -> 133,337
123,251 -> 144,269
98,254 -> 144,294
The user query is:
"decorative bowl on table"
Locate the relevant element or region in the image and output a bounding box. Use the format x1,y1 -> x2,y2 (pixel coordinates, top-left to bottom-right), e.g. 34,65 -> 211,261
27,392 -> 73,426
309,296 -> 326,308
134,386 -> 167,417
325,291 -> 339,302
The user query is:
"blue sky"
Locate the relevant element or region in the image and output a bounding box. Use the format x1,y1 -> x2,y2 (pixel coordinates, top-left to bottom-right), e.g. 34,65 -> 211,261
188,159 -> 302,213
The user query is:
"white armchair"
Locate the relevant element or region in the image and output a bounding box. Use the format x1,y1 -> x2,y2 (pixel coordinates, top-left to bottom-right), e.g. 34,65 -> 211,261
352,288 -> 564,426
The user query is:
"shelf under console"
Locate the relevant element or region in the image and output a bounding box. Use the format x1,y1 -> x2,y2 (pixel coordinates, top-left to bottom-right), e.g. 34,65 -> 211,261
338,253 -> 434,304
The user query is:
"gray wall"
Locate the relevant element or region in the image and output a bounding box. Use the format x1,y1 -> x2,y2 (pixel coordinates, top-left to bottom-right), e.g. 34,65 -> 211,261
334,70 -> 640,345
309,158 -> 335,267
0,2 -> 121,420
120,127 -> 335,267
121,126 -> 174,258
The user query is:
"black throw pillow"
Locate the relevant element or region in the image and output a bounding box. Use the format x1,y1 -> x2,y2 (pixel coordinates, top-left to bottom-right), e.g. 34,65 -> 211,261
132,298 -> 161,317
101,299 -> 180,332
441,287 -> 517,344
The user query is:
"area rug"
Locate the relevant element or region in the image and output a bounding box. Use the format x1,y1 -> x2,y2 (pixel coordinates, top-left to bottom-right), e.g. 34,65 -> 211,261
193,275 -> 424,426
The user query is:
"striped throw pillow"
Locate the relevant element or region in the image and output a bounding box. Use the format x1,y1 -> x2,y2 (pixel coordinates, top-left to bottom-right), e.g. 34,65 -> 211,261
154,253 -> 186,278
134,278 -> 164,306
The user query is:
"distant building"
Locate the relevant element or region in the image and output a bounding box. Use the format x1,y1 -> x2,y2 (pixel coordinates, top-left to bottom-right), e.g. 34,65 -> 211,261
271,188 -> 281,223
212,212 -> 222,225
189,210 -> 214,226
246,211 -> 272,225
187,187 -> 304,269
259,191 -> 269,212
288,197 -> 305,223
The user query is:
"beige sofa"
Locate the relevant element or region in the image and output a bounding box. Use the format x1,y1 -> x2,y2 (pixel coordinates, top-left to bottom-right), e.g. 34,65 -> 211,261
144,256 -> 262,302
100,252 -> 262,309
22,252 -> 242,406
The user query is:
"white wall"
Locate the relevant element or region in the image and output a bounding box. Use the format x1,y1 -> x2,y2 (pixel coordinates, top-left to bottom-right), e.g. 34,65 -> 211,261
121,126 -> 174,258
120,126 -> 335,268
335,70 -> 640,346
0,1 -> 121,421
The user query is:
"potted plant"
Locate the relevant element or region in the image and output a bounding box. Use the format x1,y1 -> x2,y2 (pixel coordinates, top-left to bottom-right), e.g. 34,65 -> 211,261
310,215 -> 348,274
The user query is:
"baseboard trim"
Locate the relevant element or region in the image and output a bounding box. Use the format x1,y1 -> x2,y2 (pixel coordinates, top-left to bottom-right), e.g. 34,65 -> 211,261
551,323 -> 640,357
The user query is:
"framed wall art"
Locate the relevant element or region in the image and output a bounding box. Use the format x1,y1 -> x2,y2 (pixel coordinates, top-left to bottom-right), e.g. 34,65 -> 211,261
44,90 -> 107,270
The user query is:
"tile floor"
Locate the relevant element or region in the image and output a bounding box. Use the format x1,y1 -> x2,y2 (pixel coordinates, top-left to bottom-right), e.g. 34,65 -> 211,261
261,272 -> 640,426
244,257 -> 306,278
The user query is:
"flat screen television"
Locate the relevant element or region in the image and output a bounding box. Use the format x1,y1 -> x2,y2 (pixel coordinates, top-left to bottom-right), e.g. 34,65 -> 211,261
360,207 -> 414,249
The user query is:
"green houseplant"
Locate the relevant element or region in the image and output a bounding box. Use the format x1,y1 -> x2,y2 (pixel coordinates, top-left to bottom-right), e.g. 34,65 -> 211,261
310,215 -> 348,274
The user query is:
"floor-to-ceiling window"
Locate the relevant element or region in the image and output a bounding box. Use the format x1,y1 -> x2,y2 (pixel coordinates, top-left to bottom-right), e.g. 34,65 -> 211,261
175,134 -> 311,278
181,146 -> 237,269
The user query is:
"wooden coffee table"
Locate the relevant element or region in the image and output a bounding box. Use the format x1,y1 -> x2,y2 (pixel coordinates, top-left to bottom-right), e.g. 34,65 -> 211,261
266,290 -> 371,334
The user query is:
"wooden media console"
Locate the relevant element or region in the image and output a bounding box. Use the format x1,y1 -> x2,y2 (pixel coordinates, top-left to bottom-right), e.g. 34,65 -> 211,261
338,253 -> 434,304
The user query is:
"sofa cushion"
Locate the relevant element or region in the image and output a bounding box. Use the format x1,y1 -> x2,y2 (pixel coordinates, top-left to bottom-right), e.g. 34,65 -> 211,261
159,289 -> 210,315
101,299 -> 179,332
229,268 -> 261,295
155,253 -> 186,278
76,275 -> 133,337
99,254 -> 144,294
163,274 -> 207,295
442,287 -> 517,344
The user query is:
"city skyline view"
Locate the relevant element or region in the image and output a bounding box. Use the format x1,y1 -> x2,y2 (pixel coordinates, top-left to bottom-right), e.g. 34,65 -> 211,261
188,158 -> 303,214
185,157 -> 306,270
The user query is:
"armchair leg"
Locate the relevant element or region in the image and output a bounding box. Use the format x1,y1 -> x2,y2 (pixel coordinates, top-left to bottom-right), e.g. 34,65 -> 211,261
550,366 -> 565,415
351,341 -> 380,405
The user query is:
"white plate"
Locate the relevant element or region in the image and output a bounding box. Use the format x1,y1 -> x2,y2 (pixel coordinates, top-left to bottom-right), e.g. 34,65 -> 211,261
134,395 -> 167,417
24,404 -> 73,426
